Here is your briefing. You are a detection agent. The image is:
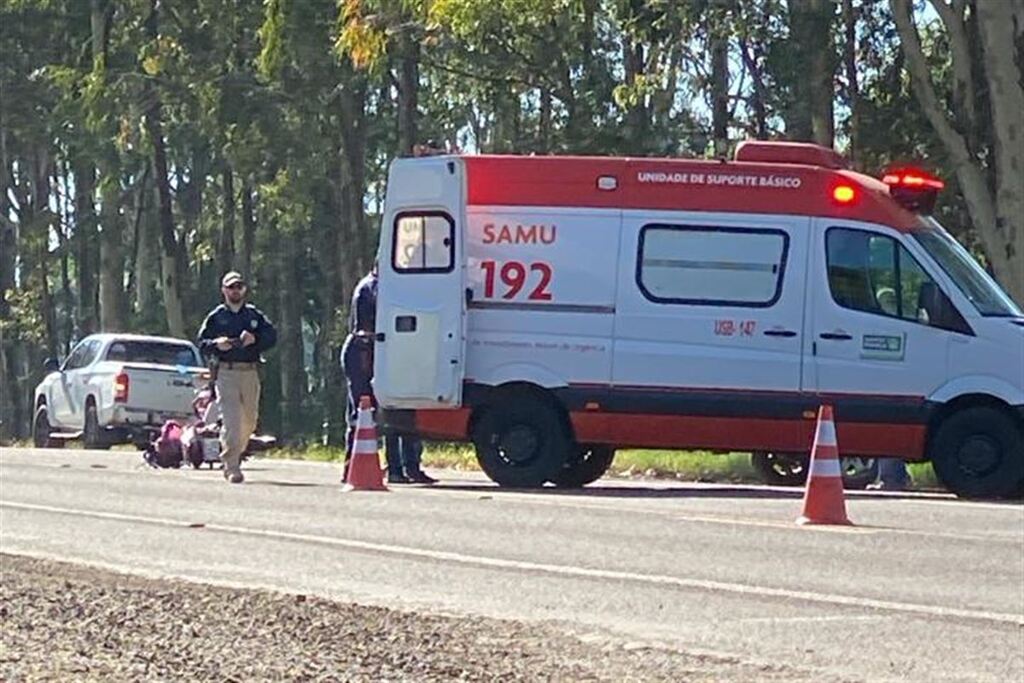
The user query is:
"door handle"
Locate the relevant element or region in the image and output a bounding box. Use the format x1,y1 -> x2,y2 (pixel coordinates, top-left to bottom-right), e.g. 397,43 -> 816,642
763,329 -> 797,338
819,331 -> 853,341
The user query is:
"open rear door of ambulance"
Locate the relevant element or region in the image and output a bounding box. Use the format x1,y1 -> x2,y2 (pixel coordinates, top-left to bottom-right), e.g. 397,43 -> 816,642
374,156 -> 466,409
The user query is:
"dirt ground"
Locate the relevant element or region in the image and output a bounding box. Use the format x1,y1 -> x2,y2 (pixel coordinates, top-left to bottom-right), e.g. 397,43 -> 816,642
0,553 -> 815,682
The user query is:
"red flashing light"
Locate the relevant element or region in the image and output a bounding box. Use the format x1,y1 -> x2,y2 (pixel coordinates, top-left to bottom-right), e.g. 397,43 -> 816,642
113,372 -> 129,403
881,168 -> 944,191
832,184 -> 857,204
882,167 -> 944,214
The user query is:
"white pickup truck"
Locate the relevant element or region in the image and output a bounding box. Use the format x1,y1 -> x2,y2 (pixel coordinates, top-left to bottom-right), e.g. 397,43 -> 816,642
32,334 -> 208,449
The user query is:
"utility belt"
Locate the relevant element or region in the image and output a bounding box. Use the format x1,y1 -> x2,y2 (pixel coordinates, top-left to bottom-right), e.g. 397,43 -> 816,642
218,361 -> 260,370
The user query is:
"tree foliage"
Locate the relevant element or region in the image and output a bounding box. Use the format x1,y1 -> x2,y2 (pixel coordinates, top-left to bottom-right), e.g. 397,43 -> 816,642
1,0 -> 1018,443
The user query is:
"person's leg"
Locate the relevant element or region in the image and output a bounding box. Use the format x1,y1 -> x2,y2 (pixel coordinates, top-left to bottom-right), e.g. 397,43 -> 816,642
216,370 -> 245,482
402,437 -> 435,482
874,458 -> 910,490
343,390 -> 357,481
239,370 -> 261,458
384,434 -> 407,481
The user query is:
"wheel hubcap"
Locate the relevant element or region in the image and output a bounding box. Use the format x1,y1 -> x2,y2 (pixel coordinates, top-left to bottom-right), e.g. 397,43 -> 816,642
768,454 -> 805,477
496,425 -> 540,466
957,434 -> 1001,476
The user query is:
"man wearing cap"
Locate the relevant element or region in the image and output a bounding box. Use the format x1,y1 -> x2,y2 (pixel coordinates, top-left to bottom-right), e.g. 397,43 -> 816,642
197,272 -> 277,483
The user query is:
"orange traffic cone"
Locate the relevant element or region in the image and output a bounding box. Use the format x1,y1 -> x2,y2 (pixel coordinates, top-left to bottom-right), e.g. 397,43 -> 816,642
796,405 -> 852,526
343,396 -> 387,492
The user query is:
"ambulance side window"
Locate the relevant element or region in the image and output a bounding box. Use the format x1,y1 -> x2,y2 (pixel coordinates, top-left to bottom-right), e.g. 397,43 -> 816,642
392,212 -> 454,273
826,227 -> 949,327
637,225 -> 788,307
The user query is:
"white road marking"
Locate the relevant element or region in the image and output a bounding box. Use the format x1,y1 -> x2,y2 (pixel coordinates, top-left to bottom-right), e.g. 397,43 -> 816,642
3,456 -> 1020,543
3,500 -> 1021,627
408,486 -> 1023,543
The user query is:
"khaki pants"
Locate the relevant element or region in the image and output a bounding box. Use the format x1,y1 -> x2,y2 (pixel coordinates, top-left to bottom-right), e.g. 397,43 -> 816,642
216,367 -> 261,475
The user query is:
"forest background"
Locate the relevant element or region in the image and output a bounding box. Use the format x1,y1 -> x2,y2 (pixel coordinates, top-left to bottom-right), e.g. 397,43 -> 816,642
2,0 -> 1022,444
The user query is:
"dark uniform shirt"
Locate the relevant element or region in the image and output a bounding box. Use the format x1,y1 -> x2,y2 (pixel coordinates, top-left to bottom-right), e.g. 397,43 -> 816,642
340,333 -> 374,404
349,272 -> 377,333
197,303 -> 278,363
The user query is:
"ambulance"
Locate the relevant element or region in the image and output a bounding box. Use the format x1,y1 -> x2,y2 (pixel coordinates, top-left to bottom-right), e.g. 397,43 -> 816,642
373,141 -> 1024,499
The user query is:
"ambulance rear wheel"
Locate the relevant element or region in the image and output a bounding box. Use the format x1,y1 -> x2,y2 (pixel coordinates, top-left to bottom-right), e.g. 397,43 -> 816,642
930,407 -> 1024,499
471,398 -> 571,488
552,445 -> 615,488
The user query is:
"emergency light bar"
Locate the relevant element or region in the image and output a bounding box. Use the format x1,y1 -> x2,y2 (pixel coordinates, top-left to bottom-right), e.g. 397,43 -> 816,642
881,167 -> 944,214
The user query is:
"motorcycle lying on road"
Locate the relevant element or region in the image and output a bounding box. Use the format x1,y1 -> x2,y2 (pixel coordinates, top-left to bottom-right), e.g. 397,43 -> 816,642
144,344 -> 277,469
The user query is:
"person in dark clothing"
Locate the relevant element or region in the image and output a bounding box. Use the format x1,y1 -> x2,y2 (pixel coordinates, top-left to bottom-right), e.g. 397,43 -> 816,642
349,263 -> 378,334
341,330 -> 375,464
341,266 -> 434,484
197,271 -> 277,483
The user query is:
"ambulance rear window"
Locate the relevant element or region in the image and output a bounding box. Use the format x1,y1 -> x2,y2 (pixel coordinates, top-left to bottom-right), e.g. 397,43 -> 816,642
637,225 -> 788,307
392,212 -> 454,273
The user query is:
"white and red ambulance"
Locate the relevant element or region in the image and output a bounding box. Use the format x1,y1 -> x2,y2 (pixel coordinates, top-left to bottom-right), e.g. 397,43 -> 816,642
373,141 -> 1024,498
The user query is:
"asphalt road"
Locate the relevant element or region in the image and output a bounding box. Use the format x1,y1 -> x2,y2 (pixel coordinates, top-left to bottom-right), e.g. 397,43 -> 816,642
2,446 -> 1022,682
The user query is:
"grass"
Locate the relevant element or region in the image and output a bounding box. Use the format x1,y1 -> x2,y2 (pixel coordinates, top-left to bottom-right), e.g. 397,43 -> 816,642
264,442 -> 943,489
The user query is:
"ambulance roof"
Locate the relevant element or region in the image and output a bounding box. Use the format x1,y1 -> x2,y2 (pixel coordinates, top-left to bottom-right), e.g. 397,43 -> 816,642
451,150 -> 925,232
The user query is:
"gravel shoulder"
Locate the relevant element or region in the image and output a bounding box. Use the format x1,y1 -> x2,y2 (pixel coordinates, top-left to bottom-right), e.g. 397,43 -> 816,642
0,553 -> 815,682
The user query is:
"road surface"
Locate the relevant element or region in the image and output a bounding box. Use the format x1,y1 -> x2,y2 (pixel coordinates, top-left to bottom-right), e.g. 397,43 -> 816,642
2,447 -> 1022,681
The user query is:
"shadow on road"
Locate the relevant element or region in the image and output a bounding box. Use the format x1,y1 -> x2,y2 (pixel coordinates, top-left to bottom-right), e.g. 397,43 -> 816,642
432,482 -> 805,500
427,481 -> 977,503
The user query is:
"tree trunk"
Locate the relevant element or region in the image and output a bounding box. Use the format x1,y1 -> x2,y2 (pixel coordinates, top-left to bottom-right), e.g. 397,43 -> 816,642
218,166 -> 236,276
97,173 -> 126,331
241,179 -> 256,279
974,1 -> 1024,302
92,0 -> 126,331
396,31 -> 419,156
145,0 -> 186,337
33,150 -> 59,357
709,10 -> 730,156
891,0 -> 1023,302
56,162 -> 73,352
788,0 -> 835,146
73,161 -> 98,336
277,230 -> 305,438
135,183 -> 158,315
842,0 -> 861,166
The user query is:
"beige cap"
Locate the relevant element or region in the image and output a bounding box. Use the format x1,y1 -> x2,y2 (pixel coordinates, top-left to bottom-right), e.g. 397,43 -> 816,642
221,271 -> 245,287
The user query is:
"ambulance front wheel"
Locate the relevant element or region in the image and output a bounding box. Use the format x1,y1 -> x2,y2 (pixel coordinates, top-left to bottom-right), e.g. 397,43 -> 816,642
929,407 -> 1024,499
552,445 -> 616,488
471,396 -> 571,488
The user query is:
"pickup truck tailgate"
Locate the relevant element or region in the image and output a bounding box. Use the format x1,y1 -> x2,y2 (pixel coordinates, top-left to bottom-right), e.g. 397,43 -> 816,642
119,363 -> 208,417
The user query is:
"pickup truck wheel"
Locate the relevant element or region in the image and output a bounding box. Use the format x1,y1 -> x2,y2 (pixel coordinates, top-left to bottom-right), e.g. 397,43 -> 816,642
752,452 -> 879,489
83,403 -> 111,451
930,407 -> 1024,499
472,396 -> 570,488
839,457 -> 879,490
552,445 -> 615,487
32,405 -> 62,449
751,452 -> 807,486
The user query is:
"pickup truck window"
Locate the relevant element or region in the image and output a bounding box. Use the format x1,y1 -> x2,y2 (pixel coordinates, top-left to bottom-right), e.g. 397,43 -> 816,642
106,341 -> 199,366
63,339 -> 101,371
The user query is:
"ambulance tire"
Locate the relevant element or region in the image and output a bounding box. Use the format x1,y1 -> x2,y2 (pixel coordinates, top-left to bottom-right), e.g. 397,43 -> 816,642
552,445 -> 616,488
471,396 -> 571,488
930,407 -> 1024,499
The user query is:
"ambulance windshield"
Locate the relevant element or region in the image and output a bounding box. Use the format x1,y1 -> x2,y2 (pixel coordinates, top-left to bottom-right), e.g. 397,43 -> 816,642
912,218 -> 1021,317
